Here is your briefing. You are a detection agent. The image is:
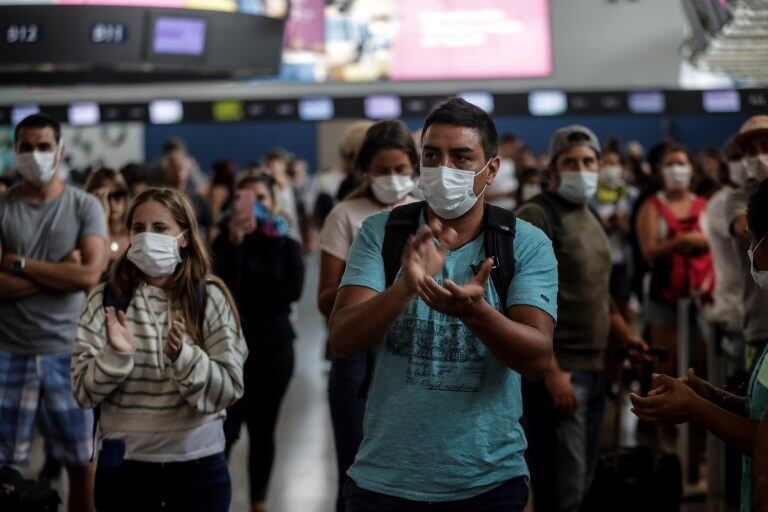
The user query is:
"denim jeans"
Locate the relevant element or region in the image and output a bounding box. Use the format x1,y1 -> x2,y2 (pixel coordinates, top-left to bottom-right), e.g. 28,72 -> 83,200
94,452 -> 231,512
522,370 -> 606,512
329,351 -> 368,512
343,476 -> 529,512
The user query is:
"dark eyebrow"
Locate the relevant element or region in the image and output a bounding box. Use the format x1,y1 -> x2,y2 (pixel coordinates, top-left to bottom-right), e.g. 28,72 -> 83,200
422,145 -> 441,152
448,147 -> 475,154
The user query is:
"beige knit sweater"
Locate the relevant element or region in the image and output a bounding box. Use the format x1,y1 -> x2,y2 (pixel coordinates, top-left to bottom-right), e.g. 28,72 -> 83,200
71,281 -> 247,433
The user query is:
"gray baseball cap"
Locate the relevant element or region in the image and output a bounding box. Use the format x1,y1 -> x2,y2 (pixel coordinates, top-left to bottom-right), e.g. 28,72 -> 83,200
549,125 -> 601,160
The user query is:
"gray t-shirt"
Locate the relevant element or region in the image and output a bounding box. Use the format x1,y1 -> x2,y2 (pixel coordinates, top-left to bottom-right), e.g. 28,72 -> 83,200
0,185 -> 107,355
726,184 -> 768,343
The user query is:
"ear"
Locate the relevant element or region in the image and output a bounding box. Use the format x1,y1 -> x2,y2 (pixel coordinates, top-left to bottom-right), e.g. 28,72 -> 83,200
56,143 -> 66,164
486,156 -> 501,185
179,232 -> 189,249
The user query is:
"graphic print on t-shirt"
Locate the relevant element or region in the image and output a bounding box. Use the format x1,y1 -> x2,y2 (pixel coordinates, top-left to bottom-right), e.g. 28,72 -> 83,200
385,286 -> 485,393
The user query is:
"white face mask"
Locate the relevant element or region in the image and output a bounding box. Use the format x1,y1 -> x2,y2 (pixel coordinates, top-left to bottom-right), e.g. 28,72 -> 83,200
127,232 -> 185,277
371,174 -> 414,205
521,183 -> 542,202
16,147 -> 58,187
418,161 -> 490,220
600,165 -> 624,189
557,171 -> 598,204
749,236 -> 768,289
744,155 -> 768,185
662,164 -> 692,191
728,160 -> 749,188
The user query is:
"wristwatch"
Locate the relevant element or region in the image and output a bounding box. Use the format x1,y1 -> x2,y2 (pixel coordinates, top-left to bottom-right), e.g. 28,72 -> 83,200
11,256 -> 25,276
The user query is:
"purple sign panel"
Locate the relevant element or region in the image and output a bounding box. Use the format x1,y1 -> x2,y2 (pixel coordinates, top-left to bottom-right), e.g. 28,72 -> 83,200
153,16 -> 206,56
284,0 -> 324,52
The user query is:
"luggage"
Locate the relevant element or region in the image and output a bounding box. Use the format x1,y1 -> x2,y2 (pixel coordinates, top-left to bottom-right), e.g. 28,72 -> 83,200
0,466 -> 61,512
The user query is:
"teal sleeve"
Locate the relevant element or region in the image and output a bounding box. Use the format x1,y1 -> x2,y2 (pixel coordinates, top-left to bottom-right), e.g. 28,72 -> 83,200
506,220 -> 558,321
339,212 -> 388,293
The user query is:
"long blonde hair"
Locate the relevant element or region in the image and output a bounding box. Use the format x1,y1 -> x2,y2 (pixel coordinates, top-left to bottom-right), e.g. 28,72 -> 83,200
110,188 -> 240,342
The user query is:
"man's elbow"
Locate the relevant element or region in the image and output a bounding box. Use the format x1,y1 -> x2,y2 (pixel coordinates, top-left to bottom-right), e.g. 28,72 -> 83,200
521,344 -> 553,381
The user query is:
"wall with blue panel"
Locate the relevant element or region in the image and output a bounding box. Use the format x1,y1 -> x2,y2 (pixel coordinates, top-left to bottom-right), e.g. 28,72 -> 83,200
144,121 -> 318,173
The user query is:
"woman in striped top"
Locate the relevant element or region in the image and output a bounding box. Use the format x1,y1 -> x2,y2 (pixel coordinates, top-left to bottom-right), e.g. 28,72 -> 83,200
71,187 -> 247,512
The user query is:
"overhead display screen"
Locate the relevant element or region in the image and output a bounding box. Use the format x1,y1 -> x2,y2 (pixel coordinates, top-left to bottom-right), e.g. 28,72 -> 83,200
151,16 -> 206,55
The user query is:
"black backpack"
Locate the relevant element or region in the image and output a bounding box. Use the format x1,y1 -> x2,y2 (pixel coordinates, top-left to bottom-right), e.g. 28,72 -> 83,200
357,201 -> 518,398
0,466 -> 60,512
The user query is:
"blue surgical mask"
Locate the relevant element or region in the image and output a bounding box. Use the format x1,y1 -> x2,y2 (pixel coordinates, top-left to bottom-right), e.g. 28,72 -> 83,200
418,161 -> 490,220
748,236 -> 768,289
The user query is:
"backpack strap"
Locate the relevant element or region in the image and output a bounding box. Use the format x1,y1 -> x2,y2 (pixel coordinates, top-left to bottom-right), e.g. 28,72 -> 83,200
359,201 -> 425,399
649,195 -> 681,235
382,201 -> 427,287
483,204 -> 517,314
525,191 -> 565,254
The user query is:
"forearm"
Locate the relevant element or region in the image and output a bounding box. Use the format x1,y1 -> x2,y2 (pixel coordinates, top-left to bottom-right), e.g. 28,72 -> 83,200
710,390 -> 747,416
609,311 -> 636,343
318,288 -> 337,319
754,416 -> 768,511
691,395 -> 757,454
25,259 -> 102,293
0,272 -> 43,299
645,238 -> 682,262
461,301 -> 552,379
329,280 -> 415,357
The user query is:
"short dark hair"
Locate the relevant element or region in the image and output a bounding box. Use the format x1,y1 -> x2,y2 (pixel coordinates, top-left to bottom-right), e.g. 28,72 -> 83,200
14,113 -> 61,145
658,143 -> 694,170
265,148 -> 288,163
354,120 -> 418,174
501,133 -> 518,144
162,137 -> 186,155
422,97 -> 498,161
748,179 -> 768,241
237,174 -> 277,203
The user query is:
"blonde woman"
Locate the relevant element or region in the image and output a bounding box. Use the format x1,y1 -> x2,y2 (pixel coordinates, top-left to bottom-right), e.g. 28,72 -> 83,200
72,188 -> 247,512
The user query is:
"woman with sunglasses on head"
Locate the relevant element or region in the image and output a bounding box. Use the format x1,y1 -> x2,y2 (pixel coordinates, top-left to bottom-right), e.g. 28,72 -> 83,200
86,168 -> 130,265
212,174 -> 304,512
72,188 -> 247,512
631,179 -> 768,512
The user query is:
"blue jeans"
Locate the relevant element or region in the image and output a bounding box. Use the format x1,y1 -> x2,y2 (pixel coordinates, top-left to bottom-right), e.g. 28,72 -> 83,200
329,352 -> 368,512
94,452 -> 231,512
522,370 -> 606,512
343,476 -> 529,512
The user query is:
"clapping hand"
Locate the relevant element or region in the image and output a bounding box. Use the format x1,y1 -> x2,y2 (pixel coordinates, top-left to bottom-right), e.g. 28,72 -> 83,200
165,317 -> 187,363
630,373 -> 699,425
400,219 -> 457,294
417,258 -> 492,318
105,306 -> 134,354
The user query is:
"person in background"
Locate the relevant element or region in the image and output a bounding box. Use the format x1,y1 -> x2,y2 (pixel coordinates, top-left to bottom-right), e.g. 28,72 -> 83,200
636,144 -> 711,376
72,188 -> 247,512
487,133 -> 520,211
336,121 -> 376,202
703,137 -> 744,331
162,145 -> 214,241
213,174 -> 304,512
595,147 -> 635,318
86,168 -> 131,266
288,157 -> 315,251
149,137 -> 208,194
725,116 -> 768,371
209,159 -> 238,223
517,167 -> 543,204
265,149 -> 303,244
517,125 -> 648,512
120,162 -> 150,198
0,113 -> 108,512
318,119 -> 419,512
0,176 -> 12,194
631,178 -> 768,512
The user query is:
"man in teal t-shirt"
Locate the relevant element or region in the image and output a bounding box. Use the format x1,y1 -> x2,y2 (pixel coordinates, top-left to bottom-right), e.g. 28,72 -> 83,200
328,98 -> 558,511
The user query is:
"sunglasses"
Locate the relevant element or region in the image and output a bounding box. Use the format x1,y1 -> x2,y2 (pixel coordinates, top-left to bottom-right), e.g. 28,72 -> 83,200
108,190 -> 127,201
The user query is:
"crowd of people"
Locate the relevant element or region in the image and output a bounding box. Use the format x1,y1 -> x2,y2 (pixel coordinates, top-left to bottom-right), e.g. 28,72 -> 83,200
0,105 -> 767,512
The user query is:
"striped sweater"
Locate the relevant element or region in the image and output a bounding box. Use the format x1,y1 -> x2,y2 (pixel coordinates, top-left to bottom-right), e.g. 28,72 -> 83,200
71,280 -> 247,433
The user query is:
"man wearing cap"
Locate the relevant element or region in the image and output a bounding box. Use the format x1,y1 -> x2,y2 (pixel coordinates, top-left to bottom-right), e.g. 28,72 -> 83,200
517,125 -> 647,512
726,115 -> 768,369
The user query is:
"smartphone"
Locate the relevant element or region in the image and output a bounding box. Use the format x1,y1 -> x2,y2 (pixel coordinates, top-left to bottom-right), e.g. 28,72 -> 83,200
232,189 -> 256,234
